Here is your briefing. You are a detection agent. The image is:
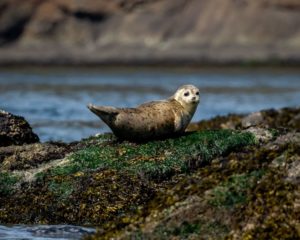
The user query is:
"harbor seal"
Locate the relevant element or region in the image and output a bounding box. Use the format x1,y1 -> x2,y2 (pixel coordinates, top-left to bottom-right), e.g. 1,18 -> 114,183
87,84 -> 200,141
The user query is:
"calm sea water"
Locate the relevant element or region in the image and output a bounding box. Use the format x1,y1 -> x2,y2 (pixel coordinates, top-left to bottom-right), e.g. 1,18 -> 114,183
0,225 -> 95,240
1,68 -> 300,142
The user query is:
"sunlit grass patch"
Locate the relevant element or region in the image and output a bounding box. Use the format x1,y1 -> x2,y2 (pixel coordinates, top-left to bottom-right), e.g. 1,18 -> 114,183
49,130 -> 256,180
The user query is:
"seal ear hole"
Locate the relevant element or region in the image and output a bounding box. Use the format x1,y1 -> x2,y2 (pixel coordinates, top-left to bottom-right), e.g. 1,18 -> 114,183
184,91 -> 190,97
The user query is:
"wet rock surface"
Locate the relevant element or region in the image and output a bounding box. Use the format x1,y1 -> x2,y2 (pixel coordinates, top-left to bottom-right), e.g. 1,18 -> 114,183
241,111 -> 264,128
0,110 -> 39,147
0,142 -> 68,171
0,106 -> 299,240
188,106 -> 300,132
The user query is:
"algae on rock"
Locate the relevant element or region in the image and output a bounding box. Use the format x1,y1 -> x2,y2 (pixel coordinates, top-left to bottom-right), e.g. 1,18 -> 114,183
0,107 -> 299,240
0,130 -> 255,225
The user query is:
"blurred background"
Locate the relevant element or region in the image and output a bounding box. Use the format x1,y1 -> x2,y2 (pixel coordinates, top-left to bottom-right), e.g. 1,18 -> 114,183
0,0 -> 300,142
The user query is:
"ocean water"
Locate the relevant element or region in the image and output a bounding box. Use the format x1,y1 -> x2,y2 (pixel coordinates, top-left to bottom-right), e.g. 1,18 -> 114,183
0,68 -> 299,142
0,225 -> 95,240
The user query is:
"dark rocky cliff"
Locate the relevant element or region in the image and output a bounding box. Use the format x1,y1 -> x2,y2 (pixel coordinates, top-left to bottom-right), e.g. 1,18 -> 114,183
0,0 -> 300,65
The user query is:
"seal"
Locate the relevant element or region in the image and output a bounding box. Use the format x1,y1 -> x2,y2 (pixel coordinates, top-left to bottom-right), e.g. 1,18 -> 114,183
87,84 -> 200,141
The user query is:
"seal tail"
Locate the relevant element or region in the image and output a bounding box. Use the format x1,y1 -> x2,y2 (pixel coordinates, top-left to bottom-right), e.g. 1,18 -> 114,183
87,104 -> 119,126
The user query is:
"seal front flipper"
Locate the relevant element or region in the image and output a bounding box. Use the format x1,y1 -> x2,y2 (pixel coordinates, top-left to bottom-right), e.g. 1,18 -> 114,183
87,104 -> 119,126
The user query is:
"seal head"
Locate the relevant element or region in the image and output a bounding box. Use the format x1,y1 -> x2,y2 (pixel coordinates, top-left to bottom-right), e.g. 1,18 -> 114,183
172,84 -> 200,114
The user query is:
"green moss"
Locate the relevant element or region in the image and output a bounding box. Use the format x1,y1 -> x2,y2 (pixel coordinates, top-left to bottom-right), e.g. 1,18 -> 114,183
171,221 -> 201,237
0,172 -> 19,195
82,133 -> 116,144
50,164 -> 82,176
50,130 -> 256,181
209,170 -> 265,208
48,180 -> 75,199
269,128 -> 280,138
35,171 -> 45,181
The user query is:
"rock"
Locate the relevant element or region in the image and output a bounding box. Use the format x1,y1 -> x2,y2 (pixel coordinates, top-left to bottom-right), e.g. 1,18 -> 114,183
270,132 -> 300,147
241,112 -> 264,128
0,0 -> 41,45
270,153 -> 286,168
243,127 -> 273,143
286,160 -> 300,184
187,114 -> 243,131
288,113 -> 300,130
260,107 -> 300,130
0,106 -> 299,240
190,107 -> 300,132
0,142 -> 68,171
0,0 -> 300,64
0,110 -> 39,147
269,132 -> 300,180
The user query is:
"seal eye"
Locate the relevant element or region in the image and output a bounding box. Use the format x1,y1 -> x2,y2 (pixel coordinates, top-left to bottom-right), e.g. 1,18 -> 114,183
195,91 -> 199,95
184,92 -> 190,97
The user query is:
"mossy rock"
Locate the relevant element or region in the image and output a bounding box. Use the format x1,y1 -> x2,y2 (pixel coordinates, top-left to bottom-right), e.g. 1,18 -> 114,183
87,132 -> 299,240
0,130 -> 255,226
1,111 -> 299,240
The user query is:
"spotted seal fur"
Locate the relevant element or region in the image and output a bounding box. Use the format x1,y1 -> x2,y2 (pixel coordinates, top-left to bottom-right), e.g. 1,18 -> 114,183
88,85 -> 200,141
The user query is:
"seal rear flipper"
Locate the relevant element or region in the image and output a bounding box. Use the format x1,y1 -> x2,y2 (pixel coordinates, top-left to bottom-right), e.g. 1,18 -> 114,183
87,104 -> 119,126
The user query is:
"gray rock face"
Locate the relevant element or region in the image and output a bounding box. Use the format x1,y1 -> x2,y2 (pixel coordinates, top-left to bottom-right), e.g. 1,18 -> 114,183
0,142 -> 68,171
241,112 -> 264,128
0,110 -> 39,147
0,0 -> 300,65
243,127 -> 273,143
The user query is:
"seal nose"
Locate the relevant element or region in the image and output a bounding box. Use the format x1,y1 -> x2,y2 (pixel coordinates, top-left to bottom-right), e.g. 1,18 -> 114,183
192,96 -> 196,101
